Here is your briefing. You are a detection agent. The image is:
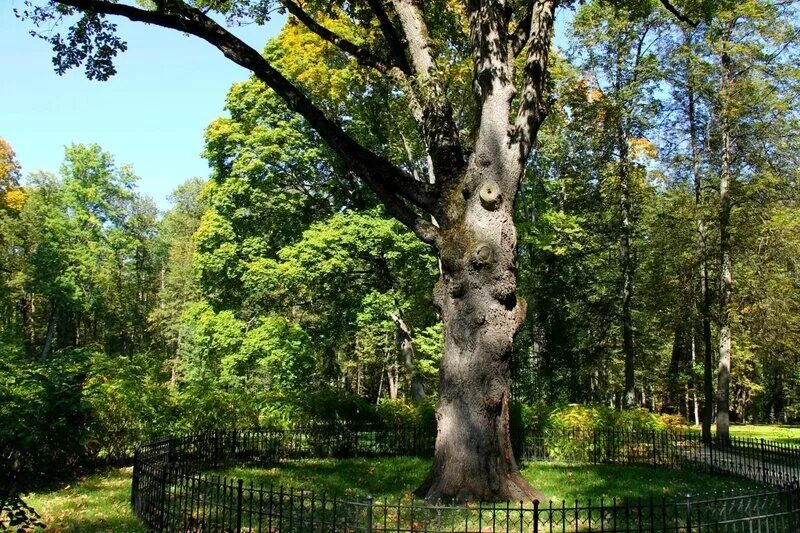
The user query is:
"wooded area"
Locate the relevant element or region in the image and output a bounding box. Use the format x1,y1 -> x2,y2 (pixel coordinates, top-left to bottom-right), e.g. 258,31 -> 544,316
2,0 -> 799,510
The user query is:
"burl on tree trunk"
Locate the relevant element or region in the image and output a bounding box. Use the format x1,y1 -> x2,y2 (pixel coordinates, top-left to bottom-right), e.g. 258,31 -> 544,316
415,170 -> 542,503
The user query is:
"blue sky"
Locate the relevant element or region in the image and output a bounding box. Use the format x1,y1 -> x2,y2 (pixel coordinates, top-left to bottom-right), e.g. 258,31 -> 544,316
2,4 -> 572,211
1,2 -> 284,209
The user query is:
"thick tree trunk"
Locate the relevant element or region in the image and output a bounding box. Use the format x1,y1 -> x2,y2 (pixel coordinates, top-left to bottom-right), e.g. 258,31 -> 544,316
416,161 -> 538,503
716,51 -> 734,444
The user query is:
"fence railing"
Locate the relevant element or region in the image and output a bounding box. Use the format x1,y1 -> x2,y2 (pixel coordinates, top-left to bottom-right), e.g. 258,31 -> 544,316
518,427 -> 800,486
132,426 -> 800,532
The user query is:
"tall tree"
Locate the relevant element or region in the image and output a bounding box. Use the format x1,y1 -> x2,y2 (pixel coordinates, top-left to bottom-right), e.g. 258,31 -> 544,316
150,177 -> 207,382
703,0 -> 799,440
20,0 -> 711,501
716,42 -> 734,441
660,24 -> 716,436
683,28 -> 715,441
570,0 -> 664,408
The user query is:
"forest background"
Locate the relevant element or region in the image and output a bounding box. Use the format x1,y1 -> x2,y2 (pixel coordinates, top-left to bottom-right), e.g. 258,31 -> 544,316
1,0 -> 799,499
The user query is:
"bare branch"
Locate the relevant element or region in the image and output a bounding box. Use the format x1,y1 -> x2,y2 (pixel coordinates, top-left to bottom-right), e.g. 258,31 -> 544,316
52,0 -> 438,236
390,0 -> 435,77
659,0 -> 699,28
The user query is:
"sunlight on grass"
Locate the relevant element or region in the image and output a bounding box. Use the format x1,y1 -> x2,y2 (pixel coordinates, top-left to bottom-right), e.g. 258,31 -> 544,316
727,425 -> 800,444
521,463 -> 759,502
21,457 -> 764,532
218,458 -> 761,503
25,467 -> 145,532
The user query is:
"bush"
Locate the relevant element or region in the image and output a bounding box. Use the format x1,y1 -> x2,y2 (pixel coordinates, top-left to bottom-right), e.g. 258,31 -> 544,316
294,387 -> 378,426
85,352 -> 175,461
538,405 -> 690,461
549,404 -> 668,433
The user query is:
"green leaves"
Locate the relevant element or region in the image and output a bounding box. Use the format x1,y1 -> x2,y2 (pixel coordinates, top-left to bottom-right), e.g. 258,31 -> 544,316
18,3 -> 127,81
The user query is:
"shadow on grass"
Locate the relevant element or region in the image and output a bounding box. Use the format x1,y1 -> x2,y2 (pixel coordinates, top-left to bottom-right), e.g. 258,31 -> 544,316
25,467 -> 145,532
220,458 -> 761,504
222,457 -> 431,500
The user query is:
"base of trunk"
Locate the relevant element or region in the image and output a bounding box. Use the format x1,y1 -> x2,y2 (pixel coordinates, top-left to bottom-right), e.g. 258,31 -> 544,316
415,468 -> 543,503
413,397 -> 543,503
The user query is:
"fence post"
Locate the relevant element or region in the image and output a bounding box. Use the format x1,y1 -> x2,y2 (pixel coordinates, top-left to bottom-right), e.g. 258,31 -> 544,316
760,438 -> 767,483
651,431 -> 656,468
685,494 -> 692,532
236,478 -> 243,531
158,465 -> 169,532
366,494 -> 373,533
533,499 -> 539,533
131,449 -> 140,512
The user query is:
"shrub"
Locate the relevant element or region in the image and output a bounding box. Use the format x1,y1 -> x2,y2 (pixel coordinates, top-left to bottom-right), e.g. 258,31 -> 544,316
549,404 -> 667,433
376,398 -> 436,429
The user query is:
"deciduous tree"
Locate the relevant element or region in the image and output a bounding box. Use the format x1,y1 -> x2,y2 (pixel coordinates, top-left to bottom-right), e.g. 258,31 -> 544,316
18,0 -> 714,501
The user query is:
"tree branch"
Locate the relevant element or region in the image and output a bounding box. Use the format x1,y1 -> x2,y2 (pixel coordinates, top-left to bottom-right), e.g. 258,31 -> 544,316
52,0 -> 439,238
280,0 -> 403,76
467,0 -> 517,185
659,0 -> 699,28
510,6 -> 533,57
390,0 -> 465,181
513,0 -> 557,163
365,0 -> 412,75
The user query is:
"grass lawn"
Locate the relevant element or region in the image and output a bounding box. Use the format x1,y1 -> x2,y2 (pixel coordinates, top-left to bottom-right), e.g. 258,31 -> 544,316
218,457 -> 762,503
19,457 -> 765,531
24,467 -> 145,533
726,424 -> 800,444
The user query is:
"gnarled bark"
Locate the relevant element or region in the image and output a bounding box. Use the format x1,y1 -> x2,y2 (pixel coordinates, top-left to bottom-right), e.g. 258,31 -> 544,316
416,158 -> 540,503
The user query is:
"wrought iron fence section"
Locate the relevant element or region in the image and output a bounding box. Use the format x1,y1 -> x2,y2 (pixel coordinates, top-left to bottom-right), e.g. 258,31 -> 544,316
132,425 -> 800,531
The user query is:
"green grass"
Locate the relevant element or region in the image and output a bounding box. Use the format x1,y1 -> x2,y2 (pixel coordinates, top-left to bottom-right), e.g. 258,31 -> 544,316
218,458 -> 762,503
18,457 -> 767,531
24,467 -> 145,533
727,424 -> 800,444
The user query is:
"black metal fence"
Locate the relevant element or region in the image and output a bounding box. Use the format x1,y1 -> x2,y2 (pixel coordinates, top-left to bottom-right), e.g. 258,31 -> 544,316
132,426 -> 800,531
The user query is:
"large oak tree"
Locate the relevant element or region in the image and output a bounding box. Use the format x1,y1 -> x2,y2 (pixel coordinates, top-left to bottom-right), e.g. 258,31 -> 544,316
18,0 -> 706,502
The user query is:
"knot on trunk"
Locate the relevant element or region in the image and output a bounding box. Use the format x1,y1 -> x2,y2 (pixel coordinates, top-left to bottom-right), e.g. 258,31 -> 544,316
479,180 -> 501,210
471,242 -> 495,267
